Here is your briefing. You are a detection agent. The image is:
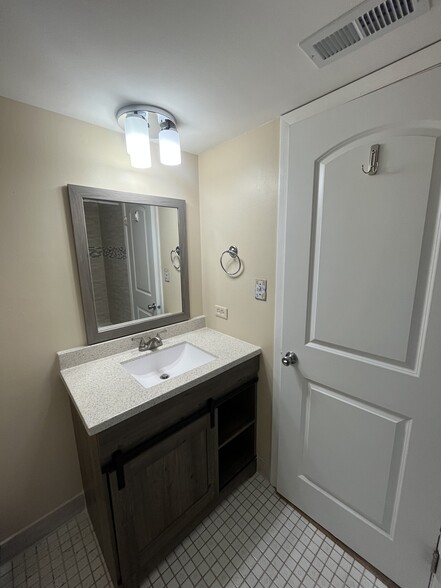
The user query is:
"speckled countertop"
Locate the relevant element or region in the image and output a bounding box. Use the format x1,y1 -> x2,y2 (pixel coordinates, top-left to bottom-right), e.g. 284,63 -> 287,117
59,327 -> 260,435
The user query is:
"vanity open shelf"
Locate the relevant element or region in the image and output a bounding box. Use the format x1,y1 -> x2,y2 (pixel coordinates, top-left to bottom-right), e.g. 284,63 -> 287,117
217,382 -> 257,489
219,426 -> 255,489
70,355 -> 259,588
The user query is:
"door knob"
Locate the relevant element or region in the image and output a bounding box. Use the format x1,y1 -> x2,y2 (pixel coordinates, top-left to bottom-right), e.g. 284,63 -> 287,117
282,352 -> 298,366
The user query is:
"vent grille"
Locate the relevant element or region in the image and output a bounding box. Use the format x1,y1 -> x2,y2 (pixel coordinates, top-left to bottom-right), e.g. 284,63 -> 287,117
313,23 -> 362,60
300,0 -> 429,67
358,0 -> 415,37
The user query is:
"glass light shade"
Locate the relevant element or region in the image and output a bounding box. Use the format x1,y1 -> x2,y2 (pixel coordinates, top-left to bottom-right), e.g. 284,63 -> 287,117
159,126 -> 181,166
129,151 -> 151,169
124,114 -> 151,169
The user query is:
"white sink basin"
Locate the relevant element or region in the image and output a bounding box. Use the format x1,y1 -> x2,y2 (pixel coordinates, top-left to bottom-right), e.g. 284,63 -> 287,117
121,342 -> 216,389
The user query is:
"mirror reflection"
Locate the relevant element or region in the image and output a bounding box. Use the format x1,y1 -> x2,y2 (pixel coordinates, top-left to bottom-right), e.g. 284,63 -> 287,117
68,184 -> 189,345
84,200 -> 182,330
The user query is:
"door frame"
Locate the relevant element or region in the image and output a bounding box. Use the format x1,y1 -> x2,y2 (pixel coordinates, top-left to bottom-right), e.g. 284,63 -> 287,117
271,40 -> 441,486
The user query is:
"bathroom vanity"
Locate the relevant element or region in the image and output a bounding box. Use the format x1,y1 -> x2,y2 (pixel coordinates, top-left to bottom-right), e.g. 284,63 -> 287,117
59,322 -> 260,588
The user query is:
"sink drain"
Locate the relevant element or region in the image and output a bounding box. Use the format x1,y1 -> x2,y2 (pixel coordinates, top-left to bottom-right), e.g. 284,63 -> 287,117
160,373 -> 170,380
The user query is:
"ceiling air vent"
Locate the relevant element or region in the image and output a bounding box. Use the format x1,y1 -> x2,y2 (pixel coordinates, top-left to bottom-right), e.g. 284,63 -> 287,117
300,0 -> 430,67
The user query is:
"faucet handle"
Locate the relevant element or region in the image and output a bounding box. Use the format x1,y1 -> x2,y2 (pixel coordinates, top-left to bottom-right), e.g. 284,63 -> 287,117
131,335 -> 148,351
156,329 -> 167,341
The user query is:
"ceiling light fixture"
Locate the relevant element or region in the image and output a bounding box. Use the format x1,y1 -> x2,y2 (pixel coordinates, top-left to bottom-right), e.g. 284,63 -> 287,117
116,104 -> 181,169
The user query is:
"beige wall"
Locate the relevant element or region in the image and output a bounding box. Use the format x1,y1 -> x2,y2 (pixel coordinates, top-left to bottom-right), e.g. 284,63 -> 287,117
0,96 -> 202,542
198,121 -> 279,477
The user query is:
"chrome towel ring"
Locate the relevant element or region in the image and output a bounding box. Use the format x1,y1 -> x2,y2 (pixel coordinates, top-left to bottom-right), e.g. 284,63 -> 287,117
170,246 -> 181,271
220,245 -> 242,277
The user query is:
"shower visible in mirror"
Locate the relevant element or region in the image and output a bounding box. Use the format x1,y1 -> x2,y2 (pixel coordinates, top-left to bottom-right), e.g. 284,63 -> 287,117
68,185 -> 189,344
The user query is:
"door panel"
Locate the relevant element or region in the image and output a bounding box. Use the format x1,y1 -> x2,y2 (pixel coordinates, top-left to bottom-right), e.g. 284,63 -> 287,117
302,382 -> 410,532
277,66 -> 441,588
126,204 -> 162,319
309,134 -> 436,363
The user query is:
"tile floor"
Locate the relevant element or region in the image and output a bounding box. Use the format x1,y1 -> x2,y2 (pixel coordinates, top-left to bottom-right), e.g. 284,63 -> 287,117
0,510 -> 112,588
0,474 -> 388,588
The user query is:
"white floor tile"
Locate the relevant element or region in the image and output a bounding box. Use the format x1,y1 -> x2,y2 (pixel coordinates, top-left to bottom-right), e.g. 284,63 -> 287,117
3,475 -> 391,588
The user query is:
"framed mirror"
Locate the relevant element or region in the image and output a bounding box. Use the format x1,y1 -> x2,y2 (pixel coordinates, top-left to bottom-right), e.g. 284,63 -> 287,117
68,184 -> 189,344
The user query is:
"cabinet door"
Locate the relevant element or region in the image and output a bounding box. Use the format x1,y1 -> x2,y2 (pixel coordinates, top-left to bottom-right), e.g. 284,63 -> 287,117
109,413 -> 216,587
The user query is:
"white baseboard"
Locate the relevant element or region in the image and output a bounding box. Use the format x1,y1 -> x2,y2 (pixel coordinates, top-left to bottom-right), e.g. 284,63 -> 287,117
0,493 -> 85,563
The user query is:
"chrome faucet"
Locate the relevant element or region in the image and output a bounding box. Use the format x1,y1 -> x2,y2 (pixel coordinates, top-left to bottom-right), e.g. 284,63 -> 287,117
132,330 -> 167,352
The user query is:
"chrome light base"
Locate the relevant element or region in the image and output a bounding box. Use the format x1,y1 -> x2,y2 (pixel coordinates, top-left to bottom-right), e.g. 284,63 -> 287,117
116,104 -> 177,129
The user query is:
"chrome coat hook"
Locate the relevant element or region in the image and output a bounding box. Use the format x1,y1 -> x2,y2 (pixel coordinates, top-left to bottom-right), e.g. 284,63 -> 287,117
362,144 -> 380,176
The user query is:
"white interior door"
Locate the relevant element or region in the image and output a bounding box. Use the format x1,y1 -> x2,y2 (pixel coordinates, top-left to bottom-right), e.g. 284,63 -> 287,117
277,66 -> 441,588
126,204 -> 163,319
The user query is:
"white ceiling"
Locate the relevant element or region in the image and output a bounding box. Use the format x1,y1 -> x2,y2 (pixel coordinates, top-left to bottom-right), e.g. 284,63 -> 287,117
1,0 -> 440,154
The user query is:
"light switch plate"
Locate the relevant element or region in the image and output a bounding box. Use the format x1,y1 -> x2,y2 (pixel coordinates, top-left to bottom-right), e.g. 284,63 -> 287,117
255,279 -> 267,301
164,268 -> 171,283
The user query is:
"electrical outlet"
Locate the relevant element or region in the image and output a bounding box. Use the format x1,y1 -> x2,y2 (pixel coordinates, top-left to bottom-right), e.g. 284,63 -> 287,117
215,305 -> 228,319
164,268 -> 171,283
255,279 -> 267,301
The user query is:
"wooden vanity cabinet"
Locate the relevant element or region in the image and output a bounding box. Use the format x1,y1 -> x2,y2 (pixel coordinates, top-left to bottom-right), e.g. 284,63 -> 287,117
71,356 -> 259,588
